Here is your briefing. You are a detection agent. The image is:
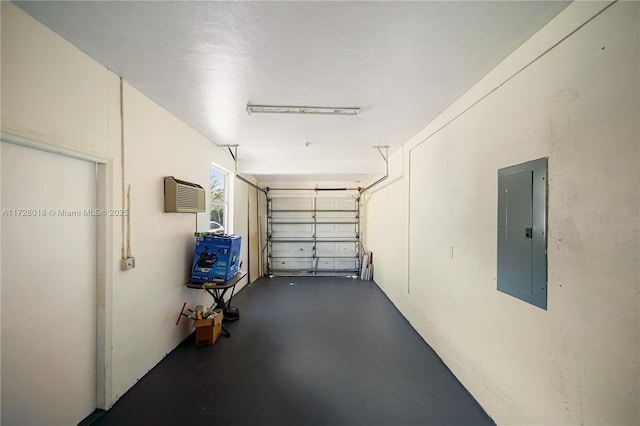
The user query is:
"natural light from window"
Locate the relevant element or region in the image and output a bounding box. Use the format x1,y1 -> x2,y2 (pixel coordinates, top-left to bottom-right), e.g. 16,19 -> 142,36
210,163 -> 232,233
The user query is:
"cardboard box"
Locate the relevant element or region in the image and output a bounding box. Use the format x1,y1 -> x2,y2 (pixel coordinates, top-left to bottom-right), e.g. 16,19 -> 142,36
191,235 -> 242,283
194,312 -> 223,346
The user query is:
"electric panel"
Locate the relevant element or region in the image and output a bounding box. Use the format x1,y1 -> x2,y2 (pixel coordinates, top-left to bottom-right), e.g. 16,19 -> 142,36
497,157 -> 548,309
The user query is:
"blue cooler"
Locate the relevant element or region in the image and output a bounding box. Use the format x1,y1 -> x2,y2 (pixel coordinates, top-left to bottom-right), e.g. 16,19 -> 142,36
191,234 -> 242,283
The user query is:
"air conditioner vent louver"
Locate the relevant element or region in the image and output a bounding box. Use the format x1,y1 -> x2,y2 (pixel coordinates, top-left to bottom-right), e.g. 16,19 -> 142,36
164,176 -> 205,213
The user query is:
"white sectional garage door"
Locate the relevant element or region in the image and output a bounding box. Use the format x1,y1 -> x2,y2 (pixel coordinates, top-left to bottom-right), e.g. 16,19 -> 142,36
267,190 -> 360,276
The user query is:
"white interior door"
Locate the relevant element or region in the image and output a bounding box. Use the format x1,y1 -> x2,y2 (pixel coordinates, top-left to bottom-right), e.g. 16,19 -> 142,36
1,142 -> 97,425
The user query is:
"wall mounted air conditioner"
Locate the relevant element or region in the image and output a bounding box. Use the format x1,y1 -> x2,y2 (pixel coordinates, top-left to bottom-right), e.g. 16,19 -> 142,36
164,176 -> 206,213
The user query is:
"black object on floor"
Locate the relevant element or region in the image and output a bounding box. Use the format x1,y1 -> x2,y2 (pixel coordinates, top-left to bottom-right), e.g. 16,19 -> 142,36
224,305 -> 240,321
94,277 -> 494,426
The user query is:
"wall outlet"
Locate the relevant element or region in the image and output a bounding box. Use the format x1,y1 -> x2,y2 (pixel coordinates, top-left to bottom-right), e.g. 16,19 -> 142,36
121,257 -> 136,271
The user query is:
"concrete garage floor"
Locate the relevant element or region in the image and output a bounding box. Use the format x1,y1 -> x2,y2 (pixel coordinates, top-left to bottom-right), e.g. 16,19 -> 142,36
93,277 -> 494,426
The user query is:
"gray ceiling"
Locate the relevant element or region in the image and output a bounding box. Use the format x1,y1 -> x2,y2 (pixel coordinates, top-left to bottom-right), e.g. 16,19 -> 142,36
16,1 -> 571,183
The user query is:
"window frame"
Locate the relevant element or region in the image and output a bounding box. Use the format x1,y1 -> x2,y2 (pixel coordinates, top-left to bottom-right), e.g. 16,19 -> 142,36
210,162 -> 233,233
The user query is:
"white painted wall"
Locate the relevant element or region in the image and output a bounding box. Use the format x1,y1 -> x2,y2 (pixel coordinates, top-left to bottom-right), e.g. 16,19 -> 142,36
1,1 -> 254,410
111,82 -> 252,401
363,2 -> 639,424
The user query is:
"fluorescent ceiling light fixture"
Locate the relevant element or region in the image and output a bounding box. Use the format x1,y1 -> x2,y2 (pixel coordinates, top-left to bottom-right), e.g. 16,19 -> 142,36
246,105 -> 360,115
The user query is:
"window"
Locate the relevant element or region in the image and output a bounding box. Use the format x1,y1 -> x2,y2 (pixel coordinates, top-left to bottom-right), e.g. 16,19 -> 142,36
210,163 -> 232,233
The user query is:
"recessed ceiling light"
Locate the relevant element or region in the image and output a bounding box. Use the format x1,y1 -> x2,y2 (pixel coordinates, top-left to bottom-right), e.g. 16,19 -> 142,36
246,105 -> 360,116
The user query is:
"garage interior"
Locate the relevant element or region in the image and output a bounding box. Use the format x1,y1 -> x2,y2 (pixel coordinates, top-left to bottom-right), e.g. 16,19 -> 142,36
1,1 -> 638,425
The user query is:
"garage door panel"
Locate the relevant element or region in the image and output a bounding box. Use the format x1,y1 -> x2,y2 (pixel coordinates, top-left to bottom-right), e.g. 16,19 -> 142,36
315,198 -> 356,210
316,242 -> 338,256
268,191 -> 360,276
316,223 -> 357,238
272,242 -> 314,256
272,211 -> 310,220
272,258 -> 313,272
317,259 -> 334,270
316,242 -> 357,256
337,258 -> 357,270
272,198 -> 313,210
337,242 -> 358,255
272,223 -> 313,238
317,258 -> 358,271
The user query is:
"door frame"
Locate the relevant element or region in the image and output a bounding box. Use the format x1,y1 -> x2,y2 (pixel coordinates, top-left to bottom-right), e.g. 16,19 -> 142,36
1,129 -> 114,410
